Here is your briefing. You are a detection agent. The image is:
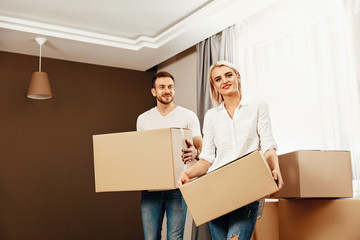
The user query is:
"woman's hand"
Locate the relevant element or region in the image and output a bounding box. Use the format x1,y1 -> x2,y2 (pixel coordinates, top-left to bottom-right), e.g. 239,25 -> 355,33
177,171 -> 191,187
264,148 -> 284,195
271,169 -> 284,191
177,159 -> 212,187
181,139 -> 199,164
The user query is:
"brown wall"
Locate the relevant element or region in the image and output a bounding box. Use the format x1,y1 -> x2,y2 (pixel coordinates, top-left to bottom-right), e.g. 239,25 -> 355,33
0,51 -> 155,240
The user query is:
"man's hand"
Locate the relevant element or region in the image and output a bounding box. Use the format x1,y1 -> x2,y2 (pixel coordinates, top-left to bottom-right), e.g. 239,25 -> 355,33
181,139 -> 198,164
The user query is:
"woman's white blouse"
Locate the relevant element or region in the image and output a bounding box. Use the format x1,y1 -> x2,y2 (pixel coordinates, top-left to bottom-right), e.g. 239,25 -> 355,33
199,97 -> 277,173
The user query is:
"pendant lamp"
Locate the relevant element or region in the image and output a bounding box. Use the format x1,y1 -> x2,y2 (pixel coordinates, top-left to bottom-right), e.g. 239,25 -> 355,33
27,37 -> 52,100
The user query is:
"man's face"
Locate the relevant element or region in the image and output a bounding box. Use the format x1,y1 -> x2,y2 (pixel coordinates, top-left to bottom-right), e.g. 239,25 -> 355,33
151,77 -> 175,105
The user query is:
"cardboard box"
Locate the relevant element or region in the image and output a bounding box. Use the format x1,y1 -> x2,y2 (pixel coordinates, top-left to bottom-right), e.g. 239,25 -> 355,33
250,232 -> 255,240
273,150 -> 352,198
93,128 -> 192,192
253,200 -> 279,240
279,199 -> 360,240
180,150 -> 278,226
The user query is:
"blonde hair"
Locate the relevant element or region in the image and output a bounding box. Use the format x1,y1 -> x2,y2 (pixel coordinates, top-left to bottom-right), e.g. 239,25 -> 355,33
209,60 -> 241,106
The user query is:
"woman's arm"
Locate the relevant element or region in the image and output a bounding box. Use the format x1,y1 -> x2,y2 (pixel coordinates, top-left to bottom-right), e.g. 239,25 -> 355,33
264,148 -> 284,191
256,100 -> 284,191
177,159 -> 212,187
178,109 -> 214,186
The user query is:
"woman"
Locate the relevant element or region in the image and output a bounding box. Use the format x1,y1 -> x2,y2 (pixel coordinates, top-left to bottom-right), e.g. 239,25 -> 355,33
177,61 -> 284,240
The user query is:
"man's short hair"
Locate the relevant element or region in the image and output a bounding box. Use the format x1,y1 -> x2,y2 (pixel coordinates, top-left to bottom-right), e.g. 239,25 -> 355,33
152,71 -> 175,88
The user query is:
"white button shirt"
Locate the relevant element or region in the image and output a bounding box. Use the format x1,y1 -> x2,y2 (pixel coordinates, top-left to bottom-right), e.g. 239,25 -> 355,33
199,96 -> 277,173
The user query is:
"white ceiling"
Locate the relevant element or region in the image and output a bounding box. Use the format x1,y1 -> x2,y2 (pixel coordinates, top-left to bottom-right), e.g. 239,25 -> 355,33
0,0 -> 275,71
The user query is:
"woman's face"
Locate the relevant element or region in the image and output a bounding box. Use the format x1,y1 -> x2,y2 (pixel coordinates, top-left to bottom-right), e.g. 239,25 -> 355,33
211,66 -> 240,97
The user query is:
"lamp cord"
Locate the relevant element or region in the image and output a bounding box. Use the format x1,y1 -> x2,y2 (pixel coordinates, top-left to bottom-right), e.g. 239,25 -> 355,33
39,44 -> 42,72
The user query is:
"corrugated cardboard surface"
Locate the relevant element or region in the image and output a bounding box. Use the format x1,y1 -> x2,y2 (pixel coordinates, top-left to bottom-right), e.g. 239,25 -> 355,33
93,128 -> 192,192
170,129 -> 193,187
253,200 -> 279,240
274,150 -> 352,198
180,150 -> 278,226
274,151 -> 301,197
279,199 -> 360,240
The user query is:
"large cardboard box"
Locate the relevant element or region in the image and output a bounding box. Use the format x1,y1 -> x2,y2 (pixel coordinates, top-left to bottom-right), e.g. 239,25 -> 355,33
180,150 -> 278,226
279,199 -> 360,240
93,128 -> 192,192
273,150 -> 352,198
253,200 -> 279,240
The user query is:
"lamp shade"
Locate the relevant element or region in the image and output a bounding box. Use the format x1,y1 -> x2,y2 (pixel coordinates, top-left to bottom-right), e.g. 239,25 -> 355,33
27,72 -> 52,99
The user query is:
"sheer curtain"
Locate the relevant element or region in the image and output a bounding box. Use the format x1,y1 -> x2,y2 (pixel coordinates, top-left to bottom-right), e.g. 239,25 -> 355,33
236,0 -> 360,197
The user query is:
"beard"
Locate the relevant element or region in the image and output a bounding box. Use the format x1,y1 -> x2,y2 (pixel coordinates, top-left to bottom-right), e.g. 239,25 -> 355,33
156,94 -> 174,104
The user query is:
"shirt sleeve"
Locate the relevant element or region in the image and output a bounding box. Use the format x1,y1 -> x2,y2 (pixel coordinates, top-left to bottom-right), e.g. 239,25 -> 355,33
136,115 -> 143,131
257,100 -> 277,154
187,111 -> 202,137
198,110 -> 216,164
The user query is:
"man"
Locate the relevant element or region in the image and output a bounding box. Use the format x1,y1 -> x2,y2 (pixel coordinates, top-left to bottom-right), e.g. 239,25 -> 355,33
137,71 -> 202,240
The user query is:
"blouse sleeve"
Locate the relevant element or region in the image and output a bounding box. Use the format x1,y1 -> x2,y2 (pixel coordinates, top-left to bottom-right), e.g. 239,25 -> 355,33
257,100 -> 278,154
198,110 -> 216,163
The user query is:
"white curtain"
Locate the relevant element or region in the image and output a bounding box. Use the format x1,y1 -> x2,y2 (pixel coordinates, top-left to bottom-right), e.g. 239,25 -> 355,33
236,0 -> 360,197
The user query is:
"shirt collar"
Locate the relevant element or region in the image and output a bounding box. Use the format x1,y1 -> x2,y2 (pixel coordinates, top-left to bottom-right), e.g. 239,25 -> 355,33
240,95 -> 248,106
218,95 -> 247,110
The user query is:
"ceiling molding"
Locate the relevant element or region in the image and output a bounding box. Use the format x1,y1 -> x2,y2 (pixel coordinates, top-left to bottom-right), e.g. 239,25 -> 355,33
0,0 -> 276,71
0,0 -> 234,51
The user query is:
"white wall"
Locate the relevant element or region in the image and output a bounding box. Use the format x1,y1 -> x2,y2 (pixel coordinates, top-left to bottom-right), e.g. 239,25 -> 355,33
158,46 -> 197,114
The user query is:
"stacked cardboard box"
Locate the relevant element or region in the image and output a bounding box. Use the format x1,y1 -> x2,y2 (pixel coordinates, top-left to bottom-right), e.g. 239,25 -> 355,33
252,199 -> 279,240
252,150 -> 358,240
279,198 -> 360,240
273,150 -> 352,198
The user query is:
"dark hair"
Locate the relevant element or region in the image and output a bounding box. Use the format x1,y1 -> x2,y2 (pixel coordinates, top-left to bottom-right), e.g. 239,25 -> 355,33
152,71 -> 175,88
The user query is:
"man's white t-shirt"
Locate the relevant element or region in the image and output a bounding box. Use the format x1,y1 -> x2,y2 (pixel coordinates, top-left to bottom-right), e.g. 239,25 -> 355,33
136,106 -> 201,137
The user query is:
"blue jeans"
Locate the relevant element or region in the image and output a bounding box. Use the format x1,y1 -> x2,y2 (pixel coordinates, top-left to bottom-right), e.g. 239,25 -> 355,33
141,189 -> 187,240
209,201 -> 259,240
